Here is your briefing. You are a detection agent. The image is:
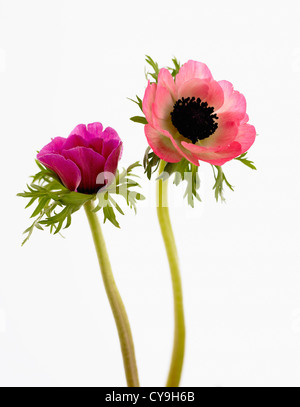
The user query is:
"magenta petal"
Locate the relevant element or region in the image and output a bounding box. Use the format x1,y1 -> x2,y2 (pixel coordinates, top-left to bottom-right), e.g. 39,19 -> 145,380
89,137 -> 104,154
101,126 -> 121,142
62,147 -> 106,194
104,143 -> 123,185
37,153 -> 81,192
38,137 -> 67,156
102,138 -> 121,158
63,134 -> 89,150
69,124 -> 91,140
87,122 -> 103,137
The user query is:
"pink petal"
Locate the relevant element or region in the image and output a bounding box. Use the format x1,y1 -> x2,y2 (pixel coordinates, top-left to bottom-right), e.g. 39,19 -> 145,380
175,60 -> 213,88
157,68 -> 176,99
152,106 -> 176,137
182,140 -> 242,166
149,114 -> 199,166
87,122 -> 103,137
235,123 -> 256,153
38,137 -> 67,155
216,80 -> 247,121
37,153 -> 81,192
241,113 -> 249,124
200,113 -> 239,148
177,78 -> 209,101
142,81 -> 157,126
203,80 -> 224,111
170,137 -> 200,166
62,147 -> 106,194
151,85 -> 176,136
145,125 -> 182,163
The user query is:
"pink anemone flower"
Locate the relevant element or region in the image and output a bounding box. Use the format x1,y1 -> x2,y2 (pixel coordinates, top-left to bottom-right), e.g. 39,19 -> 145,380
37,123 -> 123,194
143,60 -> 256,166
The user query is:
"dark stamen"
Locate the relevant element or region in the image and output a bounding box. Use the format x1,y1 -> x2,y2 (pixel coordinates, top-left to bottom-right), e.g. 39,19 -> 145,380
170,97 -> 218,144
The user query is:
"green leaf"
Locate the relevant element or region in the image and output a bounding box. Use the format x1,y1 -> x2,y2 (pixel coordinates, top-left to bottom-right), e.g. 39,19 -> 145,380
212,165 -> 234,202
130,116 -> 148,125
103,205 -> 120,228
143,147 -> 160,180
127,95 -> 143,112
145,55 -> 160,83
168,57 -> 181,78
234,152 -> 257,170
30,197 -> 50,218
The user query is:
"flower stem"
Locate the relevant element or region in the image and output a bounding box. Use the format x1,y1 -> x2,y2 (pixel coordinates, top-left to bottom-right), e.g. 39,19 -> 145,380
156,161 -> 185,387
84,200 -> 140,387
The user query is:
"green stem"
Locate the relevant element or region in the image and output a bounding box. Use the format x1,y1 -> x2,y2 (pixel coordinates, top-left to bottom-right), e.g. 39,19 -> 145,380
84,200 -> 140,387
156,161 -> 185,387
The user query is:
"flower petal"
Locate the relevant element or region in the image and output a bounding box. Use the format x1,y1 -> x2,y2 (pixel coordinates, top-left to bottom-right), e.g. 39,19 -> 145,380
153,84 -> 174,120
203,80 -> 224,111
157,68 -> 176,99
182,140 -> 242,166
102,138 -> 122,159
216,80 -> 247,121
101,126 -> 121,141
142,81 -> 157,126
88,137 -> 103,154
177,78 -> 209,101
104,143 -> 123,185
145,125 -> 182,163
38,137 -> 67,155
235,123 -> 256,153
63,134 -> 89,150
199,113 -> 239,148
100,127 -> 123,159
175,60 -> 213,88
149,113 -> 199,166
62,147 -> 106,194
170,137 -> 200,166
69,124 -> 92,140
37,153 -> 81,191
87,122 -> 103,137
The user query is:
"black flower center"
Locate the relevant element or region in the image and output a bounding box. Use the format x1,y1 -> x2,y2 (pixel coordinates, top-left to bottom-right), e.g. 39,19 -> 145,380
170,97 -> 219,144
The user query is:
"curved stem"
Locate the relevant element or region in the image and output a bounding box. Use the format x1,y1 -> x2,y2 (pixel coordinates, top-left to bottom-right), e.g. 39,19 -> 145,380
156,161 -> 185,387
84,200 -> 140,387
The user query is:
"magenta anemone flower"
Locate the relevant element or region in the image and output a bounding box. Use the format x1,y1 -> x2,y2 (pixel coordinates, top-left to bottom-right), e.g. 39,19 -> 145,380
37,123 -> 123,194
143,60 -> 256,166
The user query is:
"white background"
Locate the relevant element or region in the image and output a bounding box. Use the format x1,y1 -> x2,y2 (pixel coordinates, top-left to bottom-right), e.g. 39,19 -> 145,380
0,0 -> 300,387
